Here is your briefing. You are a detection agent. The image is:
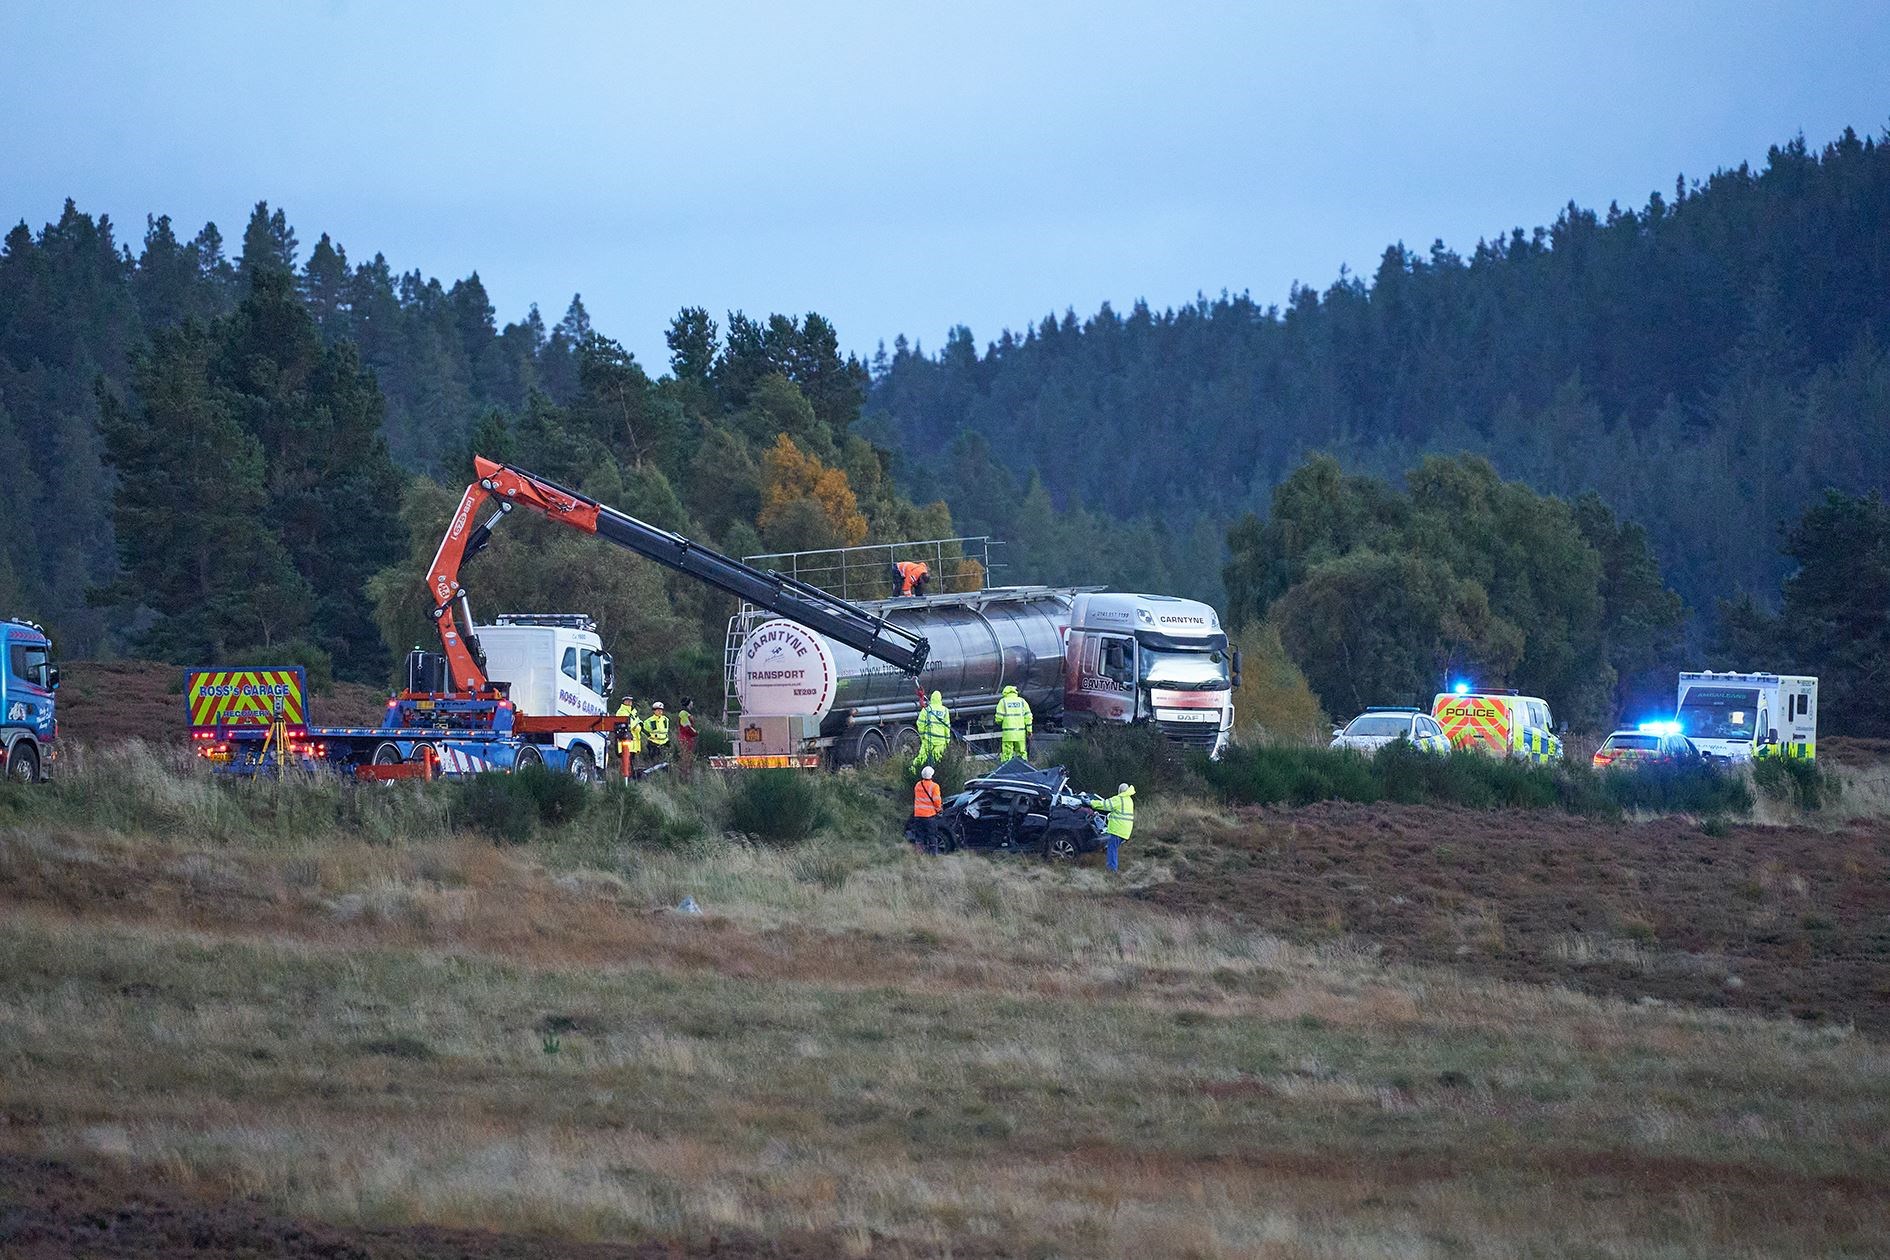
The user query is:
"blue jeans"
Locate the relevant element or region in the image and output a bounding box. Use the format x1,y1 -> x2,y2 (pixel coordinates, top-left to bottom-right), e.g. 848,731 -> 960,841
1106,836 -> 1121,871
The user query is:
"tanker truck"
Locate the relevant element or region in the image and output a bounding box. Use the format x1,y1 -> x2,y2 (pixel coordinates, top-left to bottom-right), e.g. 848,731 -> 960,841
726,578 -> 1236,767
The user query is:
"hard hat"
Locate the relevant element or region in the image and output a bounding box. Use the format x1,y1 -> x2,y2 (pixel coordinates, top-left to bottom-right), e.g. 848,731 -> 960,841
1118,783 -> 1131,794
652,701 -> 665,710
921,766 -> 934,779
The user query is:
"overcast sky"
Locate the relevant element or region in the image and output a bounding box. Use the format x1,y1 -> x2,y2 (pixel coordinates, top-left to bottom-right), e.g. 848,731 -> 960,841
7,1 -> 1888,366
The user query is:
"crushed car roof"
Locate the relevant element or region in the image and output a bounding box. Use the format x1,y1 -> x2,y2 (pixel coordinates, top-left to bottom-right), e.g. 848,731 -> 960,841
965,758 -> 1069,795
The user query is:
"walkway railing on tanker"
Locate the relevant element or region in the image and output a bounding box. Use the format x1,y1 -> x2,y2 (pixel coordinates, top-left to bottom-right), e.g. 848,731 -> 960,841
721,537 -> 1004,725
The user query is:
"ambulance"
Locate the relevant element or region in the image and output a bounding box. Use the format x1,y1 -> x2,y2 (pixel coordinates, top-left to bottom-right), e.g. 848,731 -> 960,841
1674,671 -> 1816,763
1430,685 -> 1563,763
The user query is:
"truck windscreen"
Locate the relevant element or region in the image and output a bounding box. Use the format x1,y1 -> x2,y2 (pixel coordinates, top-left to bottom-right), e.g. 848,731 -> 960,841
1140,646 -> 1230,691
1678,687 -> 1759,739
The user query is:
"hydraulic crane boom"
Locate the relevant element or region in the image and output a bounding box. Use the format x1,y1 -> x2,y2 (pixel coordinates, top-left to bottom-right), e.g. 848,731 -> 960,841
426,457 -> 931,696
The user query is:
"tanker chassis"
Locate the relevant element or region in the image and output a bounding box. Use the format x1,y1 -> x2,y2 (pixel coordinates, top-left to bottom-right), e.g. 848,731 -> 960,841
729,588 -> 1237,766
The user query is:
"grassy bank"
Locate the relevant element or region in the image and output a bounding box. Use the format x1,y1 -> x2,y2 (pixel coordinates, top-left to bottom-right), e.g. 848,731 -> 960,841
1,746 -> 1888,1256
1191,739 -> 1855,819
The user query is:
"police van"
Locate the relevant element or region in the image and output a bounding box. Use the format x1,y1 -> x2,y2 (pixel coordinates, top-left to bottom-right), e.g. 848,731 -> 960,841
1430,686 -> 1562,763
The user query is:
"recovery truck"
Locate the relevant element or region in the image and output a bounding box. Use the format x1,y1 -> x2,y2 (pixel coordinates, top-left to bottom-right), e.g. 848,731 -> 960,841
1,617 -> 58,784
202,457 -> 929,778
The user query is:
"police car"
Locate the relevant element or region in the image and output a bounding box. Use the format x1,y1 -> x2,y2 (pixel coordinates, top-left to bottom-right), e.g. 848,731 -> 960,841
1329,707 -> 1451,754
1592,723 -> 1703,770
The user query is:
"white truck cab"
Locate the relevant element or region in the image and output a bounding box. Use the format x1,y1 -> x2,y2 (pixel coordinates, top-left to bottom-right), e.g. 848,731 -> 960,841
1676,671 -> 1817,762
475,614 -> 613,776
1064,592 -> 1235,756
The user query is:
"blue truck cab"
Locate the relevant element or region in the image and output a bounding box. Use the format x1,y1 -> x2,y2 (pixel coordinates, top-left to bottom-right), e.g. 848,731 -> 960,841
1,618 -> 58,783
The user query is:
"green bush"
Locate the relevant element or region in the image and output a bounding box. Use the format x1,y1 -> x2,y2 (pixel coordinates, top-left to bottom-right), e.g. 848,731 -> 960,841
726,769 -> 827,846
1752,756 -> 1839,811
1061,723 -> 1196,800
1195,740 -> 1763,819
694,723 -> 734,757
587,781 -> 706,850
226,639 -> 336,693
456,765 -> 589,843
1600,760 -> 1753,815
906,742 -> 971,798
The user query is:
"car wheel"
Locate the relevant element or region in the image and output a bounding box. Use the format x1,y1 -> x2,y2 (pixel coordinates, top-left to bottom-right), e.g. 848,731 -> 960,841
514,745 -> 544,771
372,741 -> 404,766
566,743 -> 600,784
1044,833 -> 1080,863
931,820 -> 962,855
5,741 -> 39,785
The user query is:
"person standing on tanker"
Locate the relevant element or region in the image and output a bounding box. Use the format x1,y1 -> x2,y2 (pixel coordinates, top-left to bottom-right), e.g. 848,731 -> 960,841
911,765 -> 942,851
891,559 -> 930,597
913,690 -> 951,772
995,684 -> 1033,762
1098,782 -> 1134,872
614,695 -> 642,781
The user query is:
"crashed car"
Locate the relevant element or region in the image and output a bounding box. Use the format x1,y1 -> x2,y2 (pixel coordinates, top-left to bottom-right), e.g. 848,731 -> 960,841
925,759 -> 1106,861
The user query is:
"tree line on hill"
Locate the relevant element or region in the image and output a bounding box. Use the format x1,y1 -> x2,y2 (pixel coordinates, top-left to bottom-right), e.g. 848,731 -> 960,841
3,122 -> 1886,733
864,128 -> 1890,663
0,199 -> 954,704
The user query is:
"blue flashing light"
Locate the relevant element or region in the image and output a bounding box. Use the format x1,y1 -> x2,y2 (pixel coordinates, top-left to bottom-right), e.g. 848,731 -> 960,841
1637,720 -> 1682,736
1452,681 -> 1470,696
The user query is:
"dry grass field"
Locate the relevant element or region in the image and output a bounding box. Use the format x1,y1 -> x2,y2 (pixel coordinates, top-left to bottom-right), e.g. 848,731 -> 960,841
2,744 -> 1887,1257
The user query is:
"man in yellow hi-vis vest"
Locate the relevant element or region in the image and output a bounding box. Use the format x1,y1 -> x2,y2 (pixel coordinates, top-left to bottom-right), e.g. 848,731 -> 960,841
1098,782 -> 1134,872
913,690 -> 951,773
614,696 -> 642,781
643,701 -> 671,766
995,684 -> 1033,762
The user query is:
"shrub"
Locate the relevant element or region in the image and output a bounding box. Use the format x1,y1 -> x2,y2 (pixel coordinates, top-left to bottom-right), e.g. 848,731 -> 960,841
1752,757 -> 1839,811
588,781 -> 706,850
906,742 -> 971,798
695,723 -> 734,757
456,765 -> 588,843
1601,760 -> 1753,815
1062,723 -> 1195,800
726,769 -> 827,846
226,639 -> 336,693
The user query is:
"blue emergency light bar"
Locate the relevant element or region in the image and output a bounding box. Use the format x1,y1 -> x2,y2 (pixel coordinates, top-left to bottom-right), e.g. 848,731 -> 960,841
1637,720 -> 1682,736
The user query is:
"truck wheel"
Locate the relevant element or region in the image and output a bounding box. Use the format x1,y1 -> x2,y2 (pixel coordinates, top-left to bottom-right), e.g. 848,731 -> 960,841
854,729 -> 888,767
372,742 -> 404,766
5,741 -> 39,785
514,745 -> 544,771
892,725 -> 920,764
566,744 -> 600,784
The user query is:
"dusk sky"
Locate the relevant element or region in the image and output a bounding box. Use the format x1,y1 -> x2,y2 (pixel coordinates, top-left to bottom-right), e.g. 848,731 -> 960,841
8,1 -> 1889,367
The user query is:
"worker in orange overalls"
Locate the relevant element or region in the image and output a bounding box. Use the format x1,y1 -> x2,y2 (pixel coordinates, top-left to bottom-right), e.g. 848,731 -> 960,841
910,765 -> 943,851
891,559 -> 931,597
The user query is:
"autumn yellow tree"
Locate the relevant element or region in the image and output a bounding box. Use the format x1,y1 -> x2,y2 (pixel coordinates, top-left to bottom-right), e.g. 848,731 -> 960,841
757,434 -> 868,550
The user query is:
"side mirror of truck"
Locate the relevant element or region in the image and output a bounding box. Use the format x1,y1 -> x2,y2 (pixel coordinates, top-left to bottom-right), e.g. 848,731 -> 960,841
47,667 -> 60,691
1766,728 -> 1778,745
1231,650 -> 1243,689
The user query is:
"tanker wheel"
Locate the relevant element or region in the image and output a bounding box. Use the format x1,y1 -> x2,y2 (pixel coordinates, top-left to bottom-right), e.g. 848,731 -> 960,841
892,725 -> 921,766
514,745 -> 544,772
372,742 -> 404,766
5,741 -> 39,785
854,729 -> 889,768
566,743 -> 600,784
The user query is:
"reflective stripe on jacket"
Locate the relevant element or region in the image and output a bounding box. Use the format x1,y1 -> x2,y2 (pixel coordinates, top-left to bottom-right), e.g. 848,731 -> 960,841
995,691 -> 1033,733
913,779 -> 942,818
643,712 -> 670,745
917,703 -> 951,740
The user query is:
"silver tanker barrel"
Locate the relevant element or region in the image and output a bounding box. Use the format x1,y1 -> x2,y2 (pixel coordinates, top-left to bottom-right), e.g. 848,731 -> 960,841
732,587 -> 1075,765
